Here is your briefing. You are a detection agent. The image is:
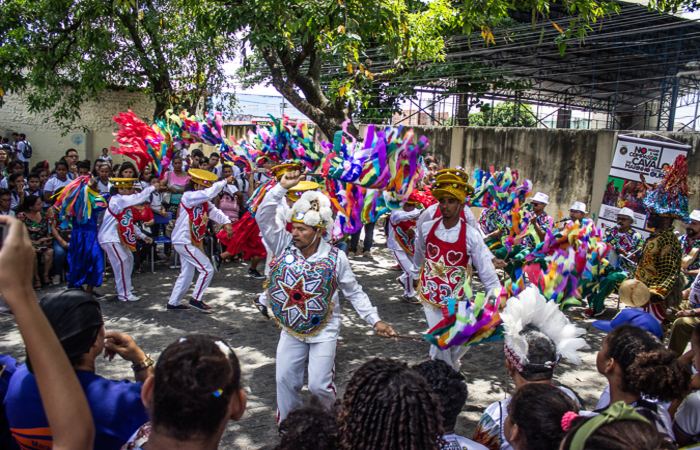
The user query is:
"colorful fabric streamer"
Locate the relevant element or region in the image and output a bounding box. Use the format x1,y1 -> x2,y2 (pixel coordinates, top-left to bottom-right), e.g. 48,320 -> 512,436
52,176 -> 107,227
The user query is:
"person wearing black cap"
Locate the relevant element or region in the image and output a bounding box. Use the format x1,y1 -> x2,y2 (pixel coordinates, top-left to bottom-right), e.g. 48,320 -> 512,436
5,288 -> 152,450
0,215 -> 95,450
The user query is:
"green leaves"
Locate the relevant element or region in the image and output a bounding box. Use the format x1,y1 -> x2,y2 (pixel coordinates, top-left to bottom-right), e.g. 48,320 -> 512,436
0,0 -> 237,132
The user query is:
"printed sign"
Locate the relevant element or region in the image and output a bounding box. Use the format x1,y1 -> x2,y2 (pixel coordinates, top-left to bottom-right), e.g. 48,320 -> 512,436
597,135 -> 690,238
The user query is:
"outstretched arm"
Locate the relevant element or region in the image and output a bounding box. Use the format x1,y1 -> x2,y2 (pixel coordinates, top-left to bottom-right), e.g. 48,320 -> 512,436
256,170 -> 305,255
181,179 -> 230,208
110,186 -> 156,215
0,216 -> 95,450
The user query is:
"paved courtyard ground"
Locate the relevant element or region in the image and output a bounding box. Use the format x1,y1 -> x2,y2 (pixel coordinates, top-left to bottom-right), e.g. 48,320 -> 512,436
0,231 -> 619,449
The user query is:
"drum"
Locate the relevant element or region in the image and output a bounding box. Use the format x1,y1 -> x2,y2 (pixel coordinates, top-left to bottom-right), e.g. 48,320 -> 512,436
607,248 -> 619,268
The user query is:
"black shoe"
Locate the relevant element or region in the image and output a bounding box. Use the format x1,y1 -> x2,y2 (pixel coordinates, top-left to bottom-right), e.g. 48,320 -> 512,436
92,291 -> 104,299
248,269 -> 265,280
254,300 -> 270,320
167,304 -> 191,310
189,300 -> 212,311
211,254 -> 222,271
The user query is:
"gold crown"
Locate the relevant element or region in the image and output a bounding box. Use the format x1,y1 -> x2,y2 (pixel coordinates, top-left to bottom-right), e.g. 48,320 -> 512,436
271,163 -> 304,181
188,169 -> 219,186
286,181 -> 321,201
436,169 -> 469,183
110,178 -> 139,188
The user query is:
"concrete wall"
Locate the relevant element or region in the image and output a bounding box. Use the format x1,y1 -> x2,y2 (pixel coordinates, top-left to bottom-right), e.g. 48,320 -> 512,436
0,91 -> 154,166
407,125 -> 700,223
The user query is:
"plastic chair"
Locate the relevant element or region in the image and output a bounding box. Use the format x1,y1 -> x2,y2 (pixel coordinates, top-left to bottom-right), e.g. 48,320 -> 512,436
151,236 -> 173,273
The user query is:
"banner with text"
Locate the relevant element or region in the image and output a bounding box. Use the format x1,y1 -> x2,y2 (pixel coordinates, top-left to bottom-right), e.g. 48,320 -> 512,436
597,134 -> 690,238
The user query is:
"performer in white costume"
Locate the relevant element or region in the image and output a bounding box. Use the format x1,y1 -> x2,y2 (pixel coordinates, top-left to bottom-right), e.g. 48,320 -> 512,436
386,192 -> 422,304
411,170 -> 502,370
167,169 -> 234,311
256,169 -> 396,422
98,178 -> 155,302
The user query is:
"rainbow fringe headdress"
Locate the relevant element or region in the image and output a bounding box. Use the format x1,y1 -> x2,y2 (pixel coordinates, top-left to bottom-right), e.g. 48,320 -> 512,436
642,154 -> 690,222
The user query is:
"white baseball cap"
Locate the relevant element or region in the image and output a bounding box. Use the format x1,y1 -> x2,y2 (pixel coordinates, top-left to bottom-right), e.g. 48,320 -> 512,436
569,201 -> 587,214
531,192 -> 549,204
617,207 -> 635,220
690,210 -> 700,223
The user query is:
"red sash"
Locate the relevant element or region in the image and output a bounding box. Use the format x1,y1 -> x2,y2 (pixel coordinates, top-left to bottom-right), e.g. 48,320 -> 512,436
110,205 -> 137,252
419,219 -> 469,310
390,218 -> 417,255
183,202 -> 210,250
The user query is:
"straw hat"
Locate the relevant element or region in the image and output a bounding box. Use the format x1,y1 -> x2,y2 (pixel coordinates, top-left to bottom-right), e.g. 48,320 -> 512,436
618,279 -> 651,307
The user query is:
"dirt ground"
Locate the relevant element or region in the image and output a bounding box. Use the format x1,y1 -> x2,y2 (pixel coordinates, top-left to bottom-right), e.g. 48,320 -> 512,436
0,230 -> 618,449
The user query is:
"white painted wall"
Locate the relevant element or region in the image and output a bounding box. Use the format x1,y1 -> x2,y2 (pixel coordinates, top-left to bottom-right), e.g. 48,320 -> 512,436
0,91 -> 154,166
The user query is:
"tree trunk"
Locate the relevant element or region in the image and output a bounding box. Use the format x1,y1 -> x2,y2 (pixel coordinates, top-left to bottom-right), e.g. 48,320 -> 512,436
455,91 -> 470,126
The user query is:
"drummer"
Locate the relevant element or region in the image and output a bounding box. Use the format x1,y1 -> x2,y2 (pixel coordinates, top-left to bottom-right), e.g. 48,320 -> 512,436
584,207 -> 644,318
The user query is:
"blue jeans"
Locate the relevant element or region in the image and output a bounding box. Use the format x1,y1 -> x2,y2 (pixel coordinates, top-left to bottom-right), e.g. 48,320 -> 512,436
333,241 -> 348,254
53,239 -> 68,277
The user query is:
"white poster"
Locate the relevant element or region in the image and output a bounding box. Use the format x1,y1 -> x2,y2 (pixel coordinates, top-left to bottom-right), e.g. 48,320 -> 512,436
597,135 -> 690,238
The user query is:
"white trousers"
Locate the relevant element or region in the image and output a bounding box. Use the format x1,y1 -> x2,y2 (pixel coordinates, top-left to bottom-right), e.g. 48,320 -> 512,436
392,249 -> 416,297
169,244 -> 214,305
423,304 -> 469,371
101,242 -> 135,301
276,332 -> 337,423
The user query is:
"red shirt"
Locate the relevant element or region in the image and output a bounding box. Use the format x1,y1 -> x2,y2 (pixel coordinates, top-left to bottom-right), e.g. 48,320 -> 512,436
130,206 -> 153,223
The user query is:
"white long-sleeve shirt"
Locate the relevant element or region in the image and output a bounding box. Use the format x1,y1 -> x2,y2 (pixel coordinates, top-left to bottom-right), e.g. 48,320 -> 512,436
387,209 -> 421,252
171,180 -> 231,245
257,184 -> 381,343
411,216 -> 501,296
98,186 -> 155,244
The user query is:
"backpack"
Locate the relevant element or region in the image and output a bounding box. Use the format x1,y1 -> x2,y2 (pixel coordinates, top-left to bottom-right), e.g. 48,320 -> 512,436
21,141 -> 32,159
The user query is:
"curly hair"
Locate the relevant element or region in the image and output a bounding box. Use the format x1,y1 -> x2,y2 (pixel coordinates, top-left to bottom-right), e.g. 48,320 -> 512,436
275,397 -> 338,450
337,358 -> 444,450
508,383 -> 578,450
560,416 -> 673,450
150,334 -> 241,441
412,359 -> 467,431
605,324 -> 690,402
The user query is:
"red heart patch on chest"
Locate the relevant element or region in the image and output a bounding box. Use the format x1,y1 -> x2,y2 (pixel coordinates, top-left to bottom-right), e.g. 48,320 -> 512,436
427,243 -> 440,259
446,250 -> 464,266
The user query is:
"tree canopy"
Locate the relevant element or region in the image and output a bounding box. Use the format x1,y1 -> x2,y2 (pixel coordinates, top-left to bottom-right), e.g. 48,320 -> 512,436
0,0 -> 236,131
469,102 -> 537,128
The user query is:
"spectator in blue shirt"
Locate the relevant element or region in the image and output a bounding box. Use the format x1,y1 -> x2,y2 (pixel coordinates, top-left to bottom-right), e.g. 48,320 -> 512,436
5,289 -> 152,450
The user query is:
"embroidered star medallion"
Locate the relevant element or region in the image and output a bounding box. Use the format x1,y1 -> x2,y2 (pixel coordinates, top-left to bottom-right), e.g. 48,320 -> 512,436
278,274 -> 323,320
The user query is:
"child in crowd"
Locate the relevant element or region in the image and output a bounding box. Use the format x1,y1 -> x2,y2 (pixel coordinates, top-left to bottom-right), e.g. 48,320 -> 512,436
99,147 -> 112,165
275,397 -> 338,450
8,173 -> 25,211
98,178 -> 155,302
504,383 -> 578,450
672,322 -> 700,446
560,402 -> 670,450
43,161 -> 72,206
76,161 -> 91,177
121,334 -> 246,450
595,324 -> 690,443
0,159 -> 24,189
167,170 -> 233,311
413,359 -> 488,450
96,163 -> 112,194
24,172 -> 43,200
337,358 -> 444,450
473,287 -> 587,450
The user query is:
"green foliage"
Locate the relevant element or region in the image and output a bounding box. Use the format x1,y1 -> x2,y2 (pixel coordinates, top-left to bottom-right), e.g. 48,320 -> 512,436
0,0 -> 236,132
469,102 -> 537,127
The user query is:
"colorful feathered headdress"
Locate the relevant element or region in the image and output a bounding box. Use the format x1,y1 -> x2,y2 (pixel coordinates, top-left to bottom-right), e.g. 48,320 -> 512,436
500,285 -> 588,372
642,154 -> 690,222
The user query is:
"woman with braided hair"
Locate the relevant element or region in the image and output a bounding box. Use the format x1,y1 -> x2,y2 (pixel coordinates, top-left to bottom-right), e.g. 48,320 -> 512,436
337,358 -> 444,450
595,324 -> 691,443
121,334 -> 247,450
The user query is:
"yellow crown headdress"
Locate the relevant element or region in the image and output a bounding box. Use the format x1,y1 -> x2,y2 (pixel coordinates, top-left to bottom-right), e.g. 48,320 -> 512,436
188,169 -> 218,186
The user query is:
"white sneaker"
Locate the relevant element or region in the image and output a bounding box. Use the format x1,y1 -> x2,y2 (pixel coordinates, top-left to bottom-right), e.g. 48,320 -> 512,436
122,295 -> 140,302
